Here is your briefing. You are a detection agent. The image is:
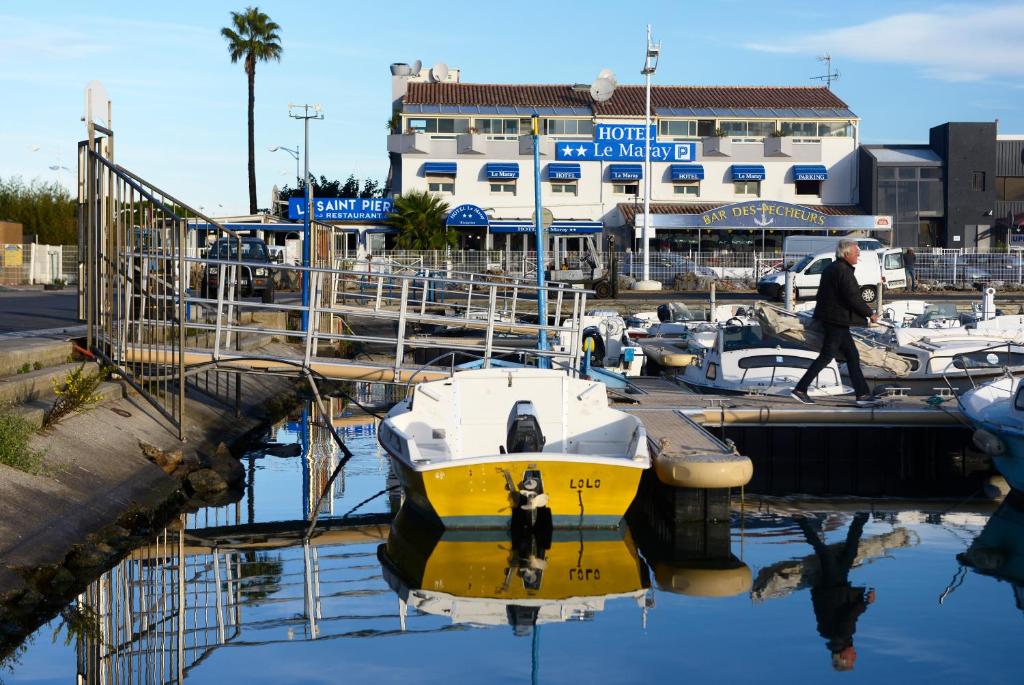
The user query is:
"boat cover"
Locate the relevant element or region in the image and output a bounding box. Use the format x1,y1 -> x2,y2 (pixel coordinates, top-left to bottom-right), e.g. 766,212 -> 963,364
754,303 -> 914,376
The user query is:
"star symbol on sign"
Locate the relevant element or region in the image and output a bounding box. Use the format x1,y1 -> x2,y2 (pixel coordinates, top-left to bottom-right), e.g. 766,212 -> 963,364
561,145 -> 574,156
576,145 -> 587,156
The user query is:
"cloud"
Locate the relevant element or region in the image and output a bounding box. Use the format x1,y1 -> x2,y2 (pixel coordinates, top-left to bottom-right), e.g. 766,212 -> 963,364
0,16 -> 112,59
744,4 -> 1024,82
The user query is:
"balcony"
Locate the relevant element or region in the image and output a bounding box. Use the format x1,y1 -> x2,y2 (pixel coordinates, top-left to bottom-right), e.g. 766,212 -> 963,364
386,133 -> 431,154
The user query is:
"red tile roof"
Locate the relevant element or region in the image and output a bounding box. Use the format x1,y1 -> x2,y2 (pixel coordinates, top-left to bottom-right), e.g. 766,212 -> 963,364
405,83 -> 851,115
616,202 -> 866,224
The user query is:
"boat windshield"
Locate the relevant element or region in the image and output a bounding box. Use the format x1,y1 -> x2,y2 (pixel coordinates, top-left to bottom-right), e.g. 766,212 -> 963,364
663,303 -> 693,322
722,325 -> 765,351
911,303 -> 959,326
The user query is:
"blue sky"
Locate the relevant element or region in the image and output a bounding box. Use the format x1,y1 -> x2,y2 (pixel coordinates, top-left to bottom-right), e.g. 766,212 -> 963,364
1,0 -> 1022,215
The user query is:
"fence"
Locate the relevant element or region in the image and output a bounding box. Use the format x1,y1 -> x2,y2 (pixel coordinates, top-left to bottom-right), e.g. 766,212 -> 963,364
0,243 -> 67,285
365,248 -> 1024,289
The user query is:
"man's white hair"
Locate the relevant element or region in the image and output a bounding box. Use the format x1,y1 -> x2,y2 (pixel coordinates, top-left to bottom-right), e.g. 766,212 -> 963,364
836,239 -> 858,260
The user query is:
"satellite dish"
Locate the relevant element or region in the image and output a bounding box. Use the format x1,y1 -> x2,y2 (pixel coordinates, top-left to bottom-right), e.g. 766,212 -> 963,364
590,77 -> 615,103
531,208 -> 555,230
431,62 -> 449,82
597,68 -> 618,87
412,59 -> 422,76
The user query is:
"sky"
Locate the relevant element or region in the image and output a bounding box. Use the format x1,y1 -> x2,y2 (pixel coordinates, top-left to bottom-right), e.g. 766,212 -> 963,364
1,0 -> 1022,215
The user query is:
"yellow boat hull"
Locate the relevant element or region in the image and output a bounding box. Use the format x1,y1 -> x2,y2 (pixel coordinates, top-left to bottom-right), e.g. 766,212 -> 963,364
390,456 -> 645,528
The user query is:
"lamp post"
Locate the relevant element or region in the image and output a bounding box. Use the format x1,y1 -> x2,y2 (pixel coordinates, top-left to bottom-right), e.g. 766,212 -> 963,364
531,114 -> 550,368
269,145 -> 301,186
288,105 -> 323,332
633,24 -> 663,292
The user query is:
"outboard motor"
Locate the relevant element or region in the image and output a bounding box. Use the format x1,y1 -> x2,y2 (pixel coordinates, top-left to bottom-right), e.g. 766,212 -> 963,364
506,401 -> 546,454
657,303 -> 672,323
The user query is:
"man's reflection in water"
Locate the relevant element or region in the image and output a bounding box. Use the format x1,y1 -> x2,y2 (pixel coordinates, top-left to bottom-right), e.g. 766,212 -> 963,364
798,512 -> 876,672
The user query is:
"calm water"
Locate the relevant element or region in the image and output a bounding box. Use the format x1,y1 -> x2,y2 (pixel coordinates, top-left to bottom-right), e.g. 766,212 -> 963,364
4,403 -> 1024,684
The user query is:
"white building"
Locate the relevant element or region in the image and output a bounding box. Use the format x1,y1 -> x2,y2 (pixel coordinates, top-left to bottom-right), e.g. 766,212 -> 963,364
388,63 -> 875,253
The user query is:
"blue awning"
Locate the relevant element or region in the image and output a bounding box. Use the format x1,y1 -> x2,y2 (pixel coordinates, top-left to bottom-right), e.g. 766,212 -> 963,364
547,163 -> 581,180
609,164 -> 642,181
489,220 -> 533,234
793,164 -> 829,181
486,163 -> 520,179
670,164 -> 704,181
422,162 -> 456,176
549,221 -> 603,235
731,164 -> 765,181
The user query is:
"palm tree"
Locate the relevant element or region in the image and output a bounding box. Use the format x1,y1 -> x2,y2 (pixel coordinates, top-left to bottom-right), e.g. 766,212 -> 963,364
221,7 -> 282,214
384,191 -> 456,250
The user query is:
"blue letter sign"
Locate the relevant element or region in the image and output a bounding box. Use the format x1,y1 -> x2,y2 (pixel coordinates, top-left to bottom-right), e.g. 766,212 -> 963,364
556,124 -> 695,163
289,197 -> 394,221
446,204 -> 489,228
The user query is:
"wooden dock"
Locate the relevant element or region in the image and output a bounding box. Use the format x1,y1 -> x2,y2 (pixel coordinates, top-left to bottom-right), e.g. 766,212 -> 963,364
614,377 -> 966,428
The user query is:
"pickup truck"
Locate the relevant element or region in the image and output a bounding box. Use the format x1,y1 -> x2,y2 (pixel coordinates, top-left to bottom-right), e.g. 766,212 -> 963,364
202,237 -> 276,303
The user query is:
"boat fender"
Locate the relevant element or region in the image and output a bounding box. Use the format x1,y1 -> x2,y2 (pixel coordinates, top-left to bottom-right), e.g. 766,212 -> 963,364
973,428 -> 1006,457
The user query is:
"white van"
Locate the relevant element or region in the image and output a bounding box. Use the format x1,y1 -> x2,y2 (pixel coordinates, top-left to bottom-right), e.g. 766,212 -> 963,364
758,248 -> 906,303
783,235 -> 886,263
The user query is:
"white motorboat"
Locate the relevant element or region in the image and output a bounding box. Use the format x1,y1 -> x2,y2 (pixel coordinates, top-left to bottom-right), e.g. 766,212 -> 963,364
556,312 -> 645,377
378,367 -> 650,529
959,374 -> 1024,492
680,324 -> 852,397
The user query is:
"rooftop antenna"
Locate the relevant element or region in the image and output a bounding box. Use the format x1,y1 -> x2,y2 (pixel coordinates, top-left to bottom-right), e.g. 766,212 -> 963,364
810,53 -> 840,89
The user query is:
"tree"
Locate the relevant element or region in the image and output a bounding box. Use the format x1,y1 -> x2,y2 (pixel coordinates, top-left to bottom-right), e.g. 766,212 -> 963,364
0,177 -> 76,244
384,191 -> 455,250
221,7 -> 282,214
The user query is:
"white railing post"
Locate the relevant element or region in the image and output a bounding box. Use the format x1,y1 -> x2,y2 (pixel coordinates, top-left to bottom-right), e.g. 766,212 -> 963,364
302,271 -> 321,369
483,285 -> 497,369
393,278 -> 410,382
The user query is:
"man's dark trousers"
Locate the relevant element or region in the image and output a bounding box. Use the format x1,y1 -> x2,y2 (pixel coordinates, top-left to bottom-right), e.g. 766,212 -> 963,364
796,322 -> 870,396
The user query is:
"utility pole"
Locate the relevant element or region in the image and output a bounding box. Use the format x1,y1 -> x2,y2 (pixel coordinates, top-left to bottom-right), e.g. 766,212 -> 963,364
289,104 -> 324,331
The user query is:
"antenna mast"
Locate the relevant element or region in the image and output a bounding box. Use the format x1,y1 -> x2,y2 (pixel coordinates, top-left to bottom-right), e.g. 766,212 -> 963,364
810,53 -> 840,89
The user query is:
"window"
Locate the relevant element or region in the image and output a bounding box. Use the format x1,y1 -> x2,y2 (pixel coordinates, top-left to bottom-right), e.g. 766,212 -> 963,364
883,252 -> 904,269
551,182 -> 577,195
920,167 -> 943,179
998,177 -> 1024,201
737,355 -> 814,370
673,182 -> 700,196
805,258 -> 832,275
613,183 -> 639,195
426,177 -> 454,193
544,119 -> 594,137
719,120 -> 775,139
697,120 -> 716,137
781,121 -> 817,137
706,362 -> 717,380
818,121 -> 853,137
795,180 -> 821,196
972,171 -> 987,191
407,117 -> 470,136
734,180 -> 760,196
489,181 -> 516,195
878,167 -> 896,180
659,120 -> 698,138
474,118 -> 520,139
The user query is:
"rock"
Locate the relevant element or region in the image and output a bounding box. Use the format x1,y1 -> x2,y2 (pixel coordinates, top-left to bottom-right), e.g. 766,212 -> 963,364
49,567 -> 76,594
208,442 -> 245,487
139,442 -> 185,474
187,469 -> 229,497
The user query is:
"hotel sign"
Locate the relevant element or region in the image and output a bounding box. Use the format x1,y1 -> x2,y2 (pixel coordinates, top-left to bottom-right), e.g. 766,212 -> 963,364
556,123 -> 697,163
289,197 -> 393,221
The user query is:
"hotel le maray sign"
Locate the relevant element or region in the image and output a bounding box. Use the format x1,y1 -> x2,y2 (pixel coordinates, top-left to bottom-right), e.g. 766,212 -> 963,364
556,124 -> 697,162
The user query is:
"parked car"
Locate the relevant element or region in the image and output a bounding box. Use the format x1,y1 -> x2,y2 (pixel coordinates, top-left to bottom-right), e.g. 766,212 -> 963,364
202,237 -> 275,303
619,252 -> 716,282
916,256 -> 991,284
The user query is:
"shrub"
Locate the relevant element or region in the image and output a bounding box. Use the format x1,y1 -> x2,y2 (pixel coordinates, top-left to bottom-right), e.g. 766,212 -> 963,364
45,364 -> 106,426
0,405 -> 44,474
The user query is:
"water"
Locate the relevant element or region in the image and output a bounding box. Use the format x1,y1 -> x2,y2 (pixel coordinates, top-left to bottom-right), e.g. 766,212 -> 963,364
4,403 -> 1024,684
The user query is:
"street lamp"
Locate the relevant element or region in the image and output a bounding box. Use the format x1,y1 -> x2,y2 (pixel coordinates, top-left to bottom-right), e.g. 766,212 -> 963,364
633,24 -> 663,292
32,145 -> 70,186
288,104 -> 324,332
269,145 -> 301,186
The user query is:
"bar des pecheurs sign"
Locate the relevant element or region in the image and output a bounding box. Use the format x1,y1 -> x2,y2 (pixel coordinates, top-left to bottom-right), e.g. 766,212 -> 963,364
639,201 -> 893,231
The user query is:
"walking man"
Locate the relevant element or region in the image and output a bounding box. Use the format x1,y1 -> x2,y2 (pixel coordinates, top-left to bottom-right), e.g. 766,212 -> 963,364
904,248 -> 917,291
791,239 -> 878,406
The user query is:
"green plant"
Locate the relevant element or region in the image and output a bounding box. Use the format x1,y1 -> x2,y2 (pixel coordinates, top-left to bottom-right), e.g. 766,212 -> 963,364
0,405 -> 44,474
16,363 -> 30,374
714,128 -> 729,137
770,129 -> 790,137
32,361 -> 42,371
45,364 -> 107,426
51,278 -> 66,288
387,110 -> 402,134
221,6 -> 283,214
384,190 -> 455,250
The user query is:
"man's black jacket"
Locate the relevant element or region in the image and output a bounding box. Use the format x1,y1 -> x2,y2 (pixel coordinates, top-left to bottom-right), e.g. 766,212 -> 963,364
812,258 -> 873,326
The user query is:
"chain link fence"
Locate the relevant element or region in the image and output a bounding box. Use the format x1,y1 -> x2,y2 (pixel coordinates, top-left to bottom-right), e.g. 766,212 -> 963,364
0,243 -> 66,286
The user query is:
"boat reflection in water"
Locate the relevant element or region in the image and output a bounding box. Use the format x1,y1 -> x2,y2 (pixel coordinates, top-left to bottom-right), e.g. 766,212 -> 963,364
377,507 -> 650,634
959,492 -> 1024,612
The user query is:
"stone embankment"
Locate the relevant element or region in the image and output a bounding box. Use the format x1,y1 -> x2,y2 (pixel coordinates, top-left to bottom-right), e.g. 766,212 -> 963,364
0,334 -> 299,659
